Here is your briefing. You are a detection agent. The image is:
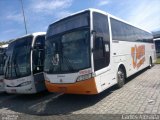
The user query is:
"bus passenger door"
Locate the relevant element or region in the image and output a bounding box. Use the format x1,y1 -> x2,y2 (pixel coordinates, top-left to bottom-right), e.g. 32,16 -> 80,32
92,12 -> 110,71
93,37 -> 109,71
32,35 -> 46,92
92,12 -> 115,91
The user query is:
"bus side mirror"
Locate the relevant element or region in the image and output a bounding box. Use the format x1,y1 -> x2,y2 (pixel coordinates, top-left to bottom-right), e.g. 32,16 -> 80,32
91,30 -> 96,35
91,30 -> 97,39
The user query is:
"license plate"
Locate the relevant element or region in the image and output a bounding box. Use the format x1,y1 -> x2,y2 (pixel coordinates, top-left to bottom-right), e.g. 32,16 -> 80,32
59,87 -> 67,92
11,89 -> 16,93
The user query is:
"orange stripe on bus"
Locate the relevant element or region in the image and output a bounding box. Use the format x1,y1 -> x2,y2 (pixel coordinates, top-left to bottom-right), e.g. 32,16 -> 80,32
45,77 -> 98,95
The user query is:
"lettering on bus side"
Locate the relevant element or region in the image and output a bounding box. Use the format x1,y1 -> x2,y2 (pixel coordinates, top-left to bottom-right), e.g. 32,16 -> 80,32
131,45 -> 145,69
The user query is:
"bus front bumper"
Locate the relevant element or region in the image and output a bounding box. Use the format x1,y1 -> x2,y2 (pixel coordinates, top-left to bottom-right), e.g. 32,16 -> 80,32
45,77 -> 98,95
5,85 -> 37,94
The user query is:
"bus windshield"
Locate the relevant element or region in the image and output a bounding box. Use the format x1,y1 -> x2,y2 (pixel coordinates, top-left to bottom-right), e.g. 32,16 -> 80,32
45,29 -> 90,74
45,11 -> 90,74
0,48 -> 7,75
5,36 -> 32,79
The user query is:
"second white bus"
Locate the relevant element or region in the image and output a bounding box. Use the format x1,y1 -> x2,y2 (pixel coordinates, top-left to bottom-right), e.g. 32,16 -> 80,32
0,44 -> 8,92
4,32 -> 46,94
44,8 -> 156,95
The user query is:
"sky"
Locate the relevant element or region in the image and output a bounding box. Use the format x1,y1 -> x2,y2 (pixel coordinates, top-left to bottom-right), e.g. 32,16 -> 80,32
0,0 -> 160,42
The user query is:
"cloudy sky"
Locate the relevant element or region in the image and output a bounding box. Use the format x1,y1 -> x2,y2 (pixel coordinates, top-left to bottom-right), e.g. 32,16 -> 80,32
0,0 -> 160,41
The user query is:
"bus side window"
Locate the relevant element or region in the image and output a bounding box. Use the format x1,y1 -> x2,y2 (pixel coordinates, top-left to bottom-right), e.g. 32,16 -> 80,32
33,35 -> 45,74
93,12 -> 110,71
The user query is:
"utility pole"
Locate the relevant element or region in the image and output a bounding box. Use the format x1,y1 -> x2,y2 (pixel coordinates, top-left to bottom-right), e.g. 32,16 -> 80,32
20,0 -> 27,34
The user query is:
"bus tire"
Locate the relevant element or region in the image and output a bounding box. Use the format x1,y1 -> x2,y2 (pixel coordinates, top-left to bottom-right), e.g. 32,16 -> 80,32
117,68 -> 125,88
149,57 -> 153,69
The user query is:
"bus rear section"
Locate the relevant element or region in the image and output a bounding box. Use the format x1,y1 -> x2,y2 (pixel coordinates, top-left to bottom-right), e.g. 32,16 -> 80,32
44,8 -> 156,95
0,44 -> 8,92
4,32 -> 46,94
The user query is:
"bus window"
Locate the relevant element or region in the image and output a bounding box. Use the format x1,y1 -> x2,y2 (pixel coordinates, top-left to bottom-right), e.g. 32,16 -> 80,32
32,35 -> 45,74
93,12 -> 110,71
0,48 -> 6,75
155,40 -> 160,57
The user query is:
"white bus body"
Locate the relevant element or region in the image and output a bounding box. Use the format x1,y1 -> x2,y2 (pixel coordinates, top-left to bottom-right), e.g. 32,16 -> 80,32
0,44 -> 8,92
4,32 -> 46,94
44,9 -> 156,95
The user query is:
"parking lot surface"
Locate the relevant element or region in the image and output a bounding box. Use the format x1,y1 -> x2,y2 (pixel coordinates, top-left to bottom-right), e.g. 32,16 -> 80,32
0,65 -> 160,120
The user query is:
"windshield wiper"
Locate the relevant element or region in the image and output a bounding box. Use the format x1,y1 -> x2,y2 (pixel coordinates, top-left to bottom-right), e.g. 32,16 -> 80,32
13,60 -> 19,77
52,53 -> 60,65
11,52 -> 19,78
4,56 -> 10,78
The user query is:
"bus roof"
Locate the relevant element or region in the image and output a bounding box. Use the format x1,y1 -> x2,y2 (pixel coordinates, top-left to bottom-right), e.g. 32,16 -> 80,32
0,44 -> 8,48
20,32 -> 46,38
10,32 -> 46,44
49,8 -> 151,34
91,8 -> 152,33
154,38 -> 160,41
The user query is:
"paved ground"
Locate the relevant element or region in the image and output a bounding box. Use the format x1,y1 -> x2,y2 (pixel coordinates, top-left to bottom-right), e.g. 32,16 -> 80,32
0,65 -> 160,120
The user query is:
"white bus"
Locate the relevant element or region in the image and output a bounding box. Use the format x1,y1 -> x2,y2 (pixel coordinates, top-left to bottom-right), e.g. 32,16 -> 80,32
4,32 -> 46,94
154,38 -> 160,57
44,8 -> 156,95
0,44 -> 8,92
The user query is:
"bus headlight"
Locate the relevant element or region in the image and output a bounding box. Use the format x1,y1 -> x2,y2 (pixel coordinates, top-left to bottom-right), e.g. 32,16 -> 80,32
19,81 -> 32,87
76,74 -> 92,82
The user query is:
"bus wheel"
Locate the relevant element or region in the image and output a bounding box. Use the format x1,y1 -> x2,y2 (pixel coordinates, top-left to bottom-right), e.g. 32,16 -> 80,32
149,57 -> 153,69
117,68 -> 125,88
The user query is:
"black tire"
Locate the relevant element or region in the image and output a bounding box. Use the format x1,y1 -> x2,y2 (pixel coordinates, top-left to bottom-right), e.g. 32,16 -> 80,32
117,68 -> 125,88
149,57 -> 153,69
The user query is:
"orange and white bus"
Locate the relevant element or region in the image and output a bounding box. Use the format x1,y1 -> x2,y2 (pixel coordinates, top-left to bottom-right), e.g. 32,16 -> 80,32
4,32 -> 46,94
44,8 -> 156,95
